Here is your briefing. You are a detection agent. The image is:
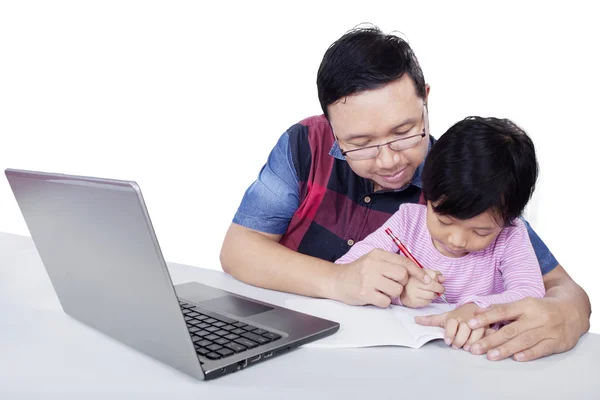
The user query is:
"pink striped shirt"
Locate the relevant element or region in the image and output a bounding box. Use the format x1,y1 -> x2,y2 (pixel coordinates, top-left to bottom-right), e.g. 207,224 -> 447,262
335,203 -> 545,308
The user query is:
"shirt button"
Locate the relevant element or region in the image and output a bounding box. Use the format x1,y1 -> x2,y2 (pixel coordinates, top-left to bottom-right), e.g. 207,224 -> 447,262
347,239 -> 355,246
364,196 -> 371,204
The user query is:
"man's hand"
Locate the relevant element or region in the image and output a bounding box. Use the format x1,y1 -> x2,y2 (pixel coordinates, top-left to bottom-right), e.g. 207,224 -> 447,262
400,269 -> 446,308
415,302 -> 487,350
332,249 -> 432,308
466,296 -> 585,361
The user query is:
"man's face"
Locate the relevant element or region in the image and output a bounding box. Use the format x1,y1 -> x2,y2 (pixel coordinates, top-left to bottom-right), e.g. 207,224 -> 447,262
328,75 -> 430,191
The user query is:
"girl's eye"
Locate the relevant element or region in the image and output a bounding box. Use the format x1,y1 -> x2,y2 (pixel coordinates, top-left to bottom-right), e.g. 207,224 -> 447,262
438,219 -> 451,226
474,231 -> 491,237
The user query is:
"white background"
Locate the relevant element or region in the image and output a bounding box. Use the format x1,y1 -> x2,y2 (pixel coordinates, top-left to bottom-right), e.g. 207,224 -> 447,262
1,1 -> 598,333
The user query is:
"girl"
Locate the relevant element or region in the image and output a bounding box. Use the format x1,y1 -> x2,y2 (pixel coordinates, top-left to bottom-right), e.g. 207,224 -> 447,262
335,116 -> 545,350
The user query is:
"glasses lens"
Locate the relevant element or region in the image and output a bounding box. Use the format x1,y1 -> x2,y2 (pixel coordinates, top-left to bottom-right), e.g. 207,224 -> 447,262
344,147 -> 379,160
389,134 -> 423,151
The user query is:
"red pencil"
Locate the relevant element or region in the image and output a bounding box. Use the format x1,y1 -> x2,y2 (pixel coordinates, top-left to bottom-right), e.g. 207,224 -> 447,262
385,227 -> 449,304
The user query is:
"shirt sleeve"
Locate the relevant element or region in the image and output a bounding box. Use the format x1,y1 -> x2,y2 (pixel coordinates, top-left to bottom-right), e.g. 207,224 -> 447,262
232,131 -> 300,234
456,221 -> 546,309
520,217 -> 560,275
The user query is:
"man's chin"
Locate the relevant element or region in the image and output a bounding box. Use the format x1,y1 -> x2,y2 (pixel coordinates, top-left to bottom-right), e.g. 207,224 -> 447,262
373,177 -> 411,191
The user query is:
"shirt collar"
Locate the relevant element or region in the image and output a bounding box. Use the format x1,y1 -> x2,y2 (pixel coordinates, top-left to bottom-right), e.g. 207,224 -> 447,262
329,137 -> 432,190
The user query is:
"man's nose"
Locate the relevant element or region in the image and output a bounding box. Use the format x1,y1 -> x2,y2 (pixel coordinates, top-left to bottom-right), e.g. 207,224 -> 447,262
376,145 -> 400,170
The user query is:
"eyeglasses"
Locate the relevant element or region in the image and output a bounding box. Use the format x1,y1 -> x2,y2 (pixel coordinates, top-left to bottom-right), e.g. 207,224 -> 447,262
338,105 -> 428,161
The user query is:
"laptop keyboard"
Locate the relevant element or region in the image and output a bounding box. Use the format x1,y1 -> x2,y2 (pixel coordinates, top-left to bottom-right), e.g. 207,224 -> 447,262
179,300 -> 282,361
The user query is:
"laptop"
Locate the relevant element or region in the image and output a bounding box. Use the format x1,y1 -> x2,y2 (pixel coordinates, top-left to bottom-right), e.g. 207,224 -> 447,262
5,168 -> 340,380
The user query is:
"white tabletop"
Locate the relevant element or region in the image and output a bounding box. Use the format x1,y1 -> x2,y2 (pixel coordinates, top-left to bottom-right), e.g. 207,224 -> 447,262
1,231 -> 599,399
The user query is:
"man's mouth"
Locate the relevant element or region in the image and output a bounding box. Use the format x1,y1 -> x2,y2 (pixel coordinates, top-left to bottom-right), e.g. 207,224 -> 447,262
378,167 -> 407,184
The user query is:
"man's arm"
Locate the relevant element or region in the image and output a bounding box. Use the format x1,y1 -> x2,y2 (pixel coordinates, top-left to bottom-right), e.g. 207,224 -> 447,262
544,264 -> 591,328
220,222 -> 427,307
220,223 -> 338,299
220,130 -> 428,307
220,130 -> 343,298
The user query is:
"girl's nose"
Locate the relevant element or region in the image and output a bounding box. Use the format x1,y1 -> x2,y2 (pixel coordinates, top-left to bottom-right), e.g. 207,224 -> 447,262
448,232 -> 466,248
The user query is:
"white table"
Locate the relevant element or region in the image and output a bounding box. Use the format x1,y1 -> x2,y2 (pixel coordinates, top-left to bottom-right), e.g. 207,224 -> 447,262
1,231 -> 599,399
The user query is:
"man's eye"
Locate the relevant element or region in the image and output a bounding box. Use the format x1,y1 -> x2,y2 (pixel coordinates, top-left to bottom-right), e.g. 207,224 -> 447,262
394,130 -> 411,137
351,141 -> 370,148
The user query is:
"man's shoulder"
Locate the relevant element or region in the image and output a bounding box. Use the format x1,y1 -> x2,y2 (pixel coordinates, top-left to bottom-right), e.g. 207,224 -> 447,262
287,114 -> 331,136
286,114 -> 335,152
298,114 -> 330,128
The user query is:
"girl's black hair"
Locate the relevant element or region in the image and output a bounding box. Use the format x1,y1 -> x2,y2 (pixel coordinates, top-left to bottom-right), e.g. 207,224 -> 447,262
422,116 -> 538,226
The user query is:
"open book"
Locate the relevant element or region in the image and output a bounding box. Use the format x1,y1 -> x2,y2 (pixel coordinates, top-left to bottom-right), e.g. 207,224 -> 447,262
285,298 -> 455,348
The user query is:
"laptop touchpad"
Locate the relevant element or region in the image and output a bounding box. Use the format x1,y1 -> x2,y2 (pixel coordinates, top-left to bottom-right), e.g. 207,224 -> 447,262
199,296 -> 273,318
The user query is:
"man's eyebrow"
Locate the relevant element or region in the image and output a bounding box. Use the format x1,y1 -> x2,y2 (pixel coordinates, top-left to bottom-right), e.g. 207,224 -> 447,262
342,117 -> 418,141
343,132 -> 374,141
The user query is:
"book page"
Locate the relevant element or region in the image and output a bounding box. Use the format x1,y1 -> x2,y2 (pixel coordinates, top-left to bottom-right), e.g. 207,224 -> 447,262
285,298 -> 454,348
390,303 -> 454,347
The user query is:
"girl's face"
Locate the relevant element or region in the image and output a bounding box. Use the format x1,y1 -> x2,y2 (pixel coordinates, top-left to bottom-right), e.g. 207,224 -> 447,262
426,201 -> 504,258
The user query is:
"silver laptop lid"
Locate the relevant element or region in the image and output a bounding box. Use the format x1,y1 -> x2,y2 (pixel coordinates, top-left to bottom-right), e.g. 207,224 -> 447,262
5,168 -> 204,380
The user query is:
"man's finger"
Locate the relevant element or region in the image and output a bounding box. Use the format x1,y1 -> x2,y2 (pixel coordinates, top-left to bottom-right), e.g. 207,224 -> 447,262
381,252 -> 429,284
484,328 -> 497,337
368,291 -> 392,309
415,311 -> 448,328
470,318 -> 542,356
373,274 -> 404,299
475,326 -> 546,361
513,339 -> 557,362
467,302 -> 523,329
470,319 -> 529,355
378,260 -> 410,286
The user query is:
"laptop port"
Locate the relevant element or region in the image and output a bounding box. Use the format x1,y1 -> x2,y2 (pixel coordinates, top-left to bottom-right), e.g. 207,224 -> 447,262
249,354 -> 261,363
263,351 -> 273,359
237,359 -> 248,369
274,346 -> 291,355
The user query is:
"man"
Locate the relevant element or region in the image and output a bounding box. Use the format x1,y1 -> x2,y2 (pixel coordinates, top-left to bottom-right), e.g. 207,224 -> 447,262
219,24 -> 591,362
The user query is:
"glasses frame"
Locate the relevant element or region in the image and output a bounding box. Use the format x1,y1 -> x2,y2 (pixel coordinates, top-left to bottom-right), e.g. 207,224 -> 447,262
337,104 -> 429,161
